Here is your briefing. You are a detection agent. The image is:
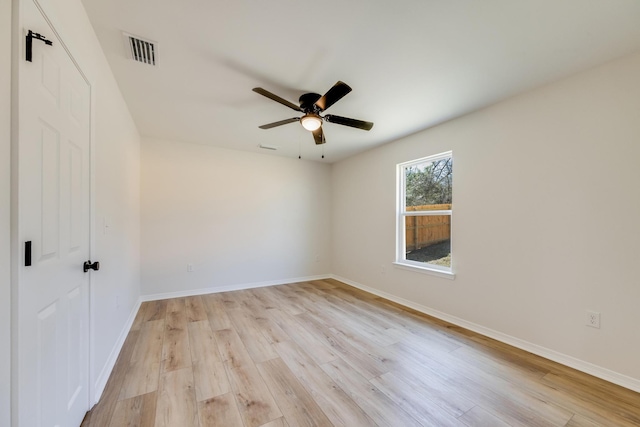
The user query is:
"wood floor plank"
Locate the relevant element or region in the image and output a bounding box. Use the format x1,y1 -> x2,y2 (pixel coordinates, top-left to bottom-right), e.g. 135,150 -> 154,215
218,292 -> 240,310
198,392 -> 244,427
229,289 -> 268,315
247,288 -> 289,313
546,366 -> 640,410
188,321 -> 229,401
214,327 -> 282,427
224,361 -> 283,427
144,300 -> 168,322
269,286 -> 311,315
458,405 -> 512,427
214,327 -> 257,370
225,301 -> 279,363
120,320 -> 165,400
161,299 -> 192,373
447,345 -> 637,426
540,372 -> 640,426
242,291 -> 290,345
266,308 -> 338,365
257,358 -> 333,427
130,303 -> 148,332
438,349 -> 577,426
564,413 -> 606,427
295,311 -> 388,379
188,320 -> 223,364
371,371 -> 466,427
322,278 -> 364,292
275,340 -> 376,427
303,280 -> 338,290
389,341 -> 570,427
193,359 -> 228,404
185,296 -> 208,322
259,418 -> 290,427
254,314 -> 290,345
449,342 -> 548,383
298,294 -> 399,348
322,281 -> 371,297
317,289 -> 402,334
320,357 -> 423,427
201,293 -> 233,331
334,290 -> 446,338
382,344 -> 476,418
155,367 -> 198,427
371,296 -> 475,346
108,392 -> 157,427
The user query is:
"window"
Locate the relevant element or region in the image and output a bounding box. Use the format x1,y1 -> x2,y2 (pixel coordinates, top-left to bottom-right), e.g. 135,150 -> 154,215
396,152 -> 453,277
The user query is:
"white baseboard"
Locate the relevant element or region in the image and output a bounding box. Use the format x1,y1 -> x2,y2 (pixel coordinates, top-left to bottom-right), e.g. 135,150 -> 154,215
332,274 -> 640,394
92,299 -> 141,404
140,274 -> 331,302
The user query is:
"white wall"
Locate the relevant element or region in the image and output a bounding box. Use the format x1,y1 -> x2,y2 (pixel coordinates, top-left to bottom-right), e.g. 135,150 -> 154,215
332,52 -> 640,389
141,137 -> 331,297
12,0 -> 142,404
1,0 -> 13,424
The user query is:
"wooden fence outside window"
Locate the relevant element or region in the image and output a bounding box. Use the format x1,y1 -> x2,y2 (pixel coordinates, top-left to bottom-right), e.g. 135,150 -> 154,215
405,204 -> 451,251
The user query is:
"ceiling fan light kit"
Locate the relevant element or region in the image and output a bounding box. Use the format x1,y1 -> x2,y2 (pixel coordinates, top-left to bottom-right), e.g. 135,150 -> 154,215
253,81 -> 373,147
300,114 -> 322,131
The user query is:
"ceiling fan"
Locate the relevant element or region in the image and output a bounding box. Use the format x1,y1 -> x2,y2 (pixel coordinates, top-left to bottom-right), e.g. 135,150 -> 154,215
252,81 -> 374,145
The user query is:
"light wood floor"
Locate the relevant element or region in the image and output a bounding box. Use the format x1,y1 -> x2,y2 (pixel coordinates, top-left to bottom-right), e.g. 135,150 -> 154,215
81,279 -> 640,427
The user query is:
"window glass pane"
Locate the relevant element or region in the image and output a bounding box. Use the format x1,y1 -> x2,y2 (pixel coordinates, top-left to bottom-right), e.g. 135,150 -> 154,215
405,215 -> 451,267
404,157 -> 452,209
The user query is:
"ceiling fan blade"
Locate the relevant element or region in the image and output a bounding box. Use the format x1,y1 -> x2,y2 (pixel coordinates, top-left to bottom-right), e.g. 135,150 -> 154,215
324,114 -> 374,131
312,127 -> 326,145
258,117 -> 300,129
253,88 -> 302,112
314,81 -> 352,112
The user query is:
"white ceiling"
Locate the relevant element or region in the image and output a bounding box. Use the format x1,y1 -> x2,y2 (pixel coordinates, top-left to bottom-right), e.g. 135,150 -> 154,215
81,0 -> 640,163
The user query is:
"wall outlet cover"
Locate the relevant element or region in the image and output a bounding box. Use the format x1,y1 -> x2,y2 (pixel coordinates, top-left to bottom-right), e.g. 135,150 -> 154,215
586,310 -> 601,329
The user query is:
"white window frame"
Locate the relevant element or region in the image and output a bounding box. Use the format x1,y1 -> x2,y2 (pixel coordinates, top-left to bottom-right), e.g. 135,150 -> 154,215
395,151 -> 455,279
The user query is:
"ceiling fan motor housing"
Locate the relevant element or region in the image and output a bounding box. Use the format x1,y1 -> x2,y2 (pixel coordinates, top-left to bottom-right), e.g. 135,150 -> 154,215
299,93 -> 322,113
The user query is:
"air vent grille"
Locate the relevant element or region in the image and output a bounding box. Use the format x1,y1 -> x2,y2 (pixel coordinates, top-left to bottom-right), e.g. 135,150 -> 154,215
123,33 -> 157,66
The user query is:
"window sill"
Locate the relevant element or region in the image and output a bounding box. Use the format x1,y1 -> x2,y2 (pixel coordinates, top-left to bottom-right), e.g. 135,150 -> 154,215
392,262 -> 456,280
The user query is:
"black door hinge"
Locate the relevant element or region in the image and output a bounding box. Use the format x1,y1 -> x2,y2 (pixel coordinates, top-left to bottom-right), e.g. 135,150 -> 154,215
25,241 -> 32,266
26,30 -> 53,62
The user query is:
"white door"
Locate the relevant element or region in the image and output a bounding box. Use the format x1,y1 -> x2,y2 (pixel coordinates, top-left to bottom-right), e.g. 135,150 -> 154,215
17,0 -> 92,425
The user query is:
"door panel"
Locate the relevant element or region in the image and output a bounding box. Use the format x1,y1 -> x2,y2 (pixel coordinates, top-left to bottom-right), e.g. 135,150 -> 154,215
40,121 -> 60,259
67,286 -> 83,409
37,301 -> 58,426
18,0 -> 92,425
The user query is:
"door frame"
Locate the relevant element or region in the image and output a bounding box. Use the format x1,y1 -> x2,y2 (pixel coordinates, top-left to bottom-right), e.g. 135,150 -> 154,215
1,0 -> 13,426
10,0 -> 97,423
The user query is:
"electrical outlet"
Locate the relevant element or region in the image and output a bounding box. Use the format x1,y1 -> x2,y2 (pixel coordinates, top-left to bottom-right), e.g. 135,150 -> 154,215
586,310 -> 601,329
381,264 -> 386,275
187,263 -> 194,272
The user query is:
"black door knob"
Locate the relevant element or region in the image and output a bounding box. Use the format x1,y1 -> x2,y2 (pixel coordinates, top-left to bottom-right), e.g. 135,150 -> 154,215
83,260 -> 100,272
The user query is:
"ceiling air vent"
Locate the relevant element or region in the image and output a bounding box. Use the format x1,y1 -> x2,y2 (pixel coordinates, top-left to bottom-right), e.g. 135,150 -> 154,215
123,32 -> 157,66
